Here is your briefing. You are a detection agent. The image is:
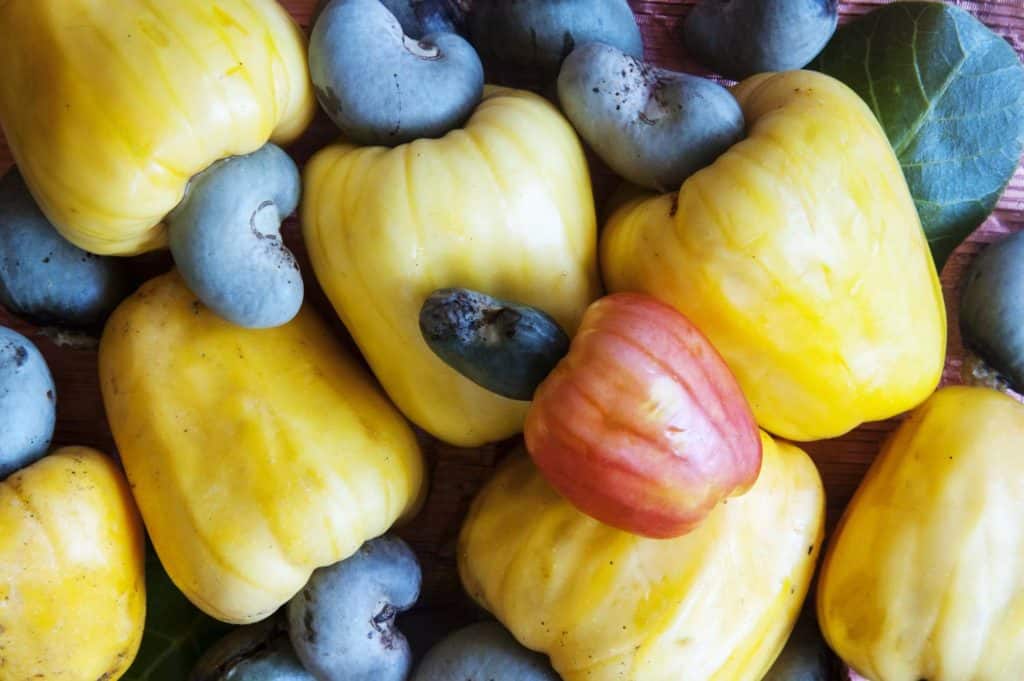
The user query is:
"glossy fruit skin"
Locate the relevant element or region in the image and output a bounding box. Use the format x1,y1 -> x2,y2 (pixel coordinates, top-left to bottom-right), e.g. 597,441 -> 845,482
98,272 -> 425,625
0,326 -> 56,478
684,0 -> 839,80
303,87 -> 600,447
287,535 -> 421,681
191,618 -> 314,681
470,0 -> 643,75
602,71 -> 946,442
818,386 -> 1024,681
459,436 -> 824,681
412,621 -> 559,681
558,42 -> 744,192
419,288 -> 570,401
959,231 -> 1024,392
0,447 -> 146,680
525,293 -> 762,538
167,144 -> 303,329
0,169 -> 130,329
0,0 -> 314,256
311,0 -> 483,146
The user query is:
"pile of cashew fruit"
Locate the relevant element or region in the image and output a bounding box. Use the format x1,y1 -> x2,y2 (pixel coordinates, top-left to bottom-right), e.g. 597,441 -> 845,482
1,1 -> 1023,680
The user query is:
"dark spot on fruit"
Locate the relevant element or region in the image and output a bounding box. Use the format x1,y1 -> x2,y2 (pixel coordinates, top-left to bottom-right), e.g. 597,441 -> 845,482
485,307 -> 523,340
12,346 -> 27,367
315,85 -> 344,117
249,200 -> 275,238
303,591 -> 318,644
371,603 -> 399,650
390,73 -> 403,137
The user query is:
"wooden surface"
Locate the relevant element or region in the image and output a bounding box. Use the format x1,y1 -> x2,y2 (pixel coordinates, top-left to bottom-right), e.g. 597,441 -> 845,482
1,0 -> 1023,643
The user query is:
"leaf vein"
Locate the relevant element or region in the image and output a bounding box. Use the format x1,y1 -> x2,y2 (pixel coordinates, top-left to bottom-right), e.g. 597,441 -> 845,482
891,16 -> 971,156
911,16 -> 929,104
126,612 -> 209,679
863,31 -> 883,126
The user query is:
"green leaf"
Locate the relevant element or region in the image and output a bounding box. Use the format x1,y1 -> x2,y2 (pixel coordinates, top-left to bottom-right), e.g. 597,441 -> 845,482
122,550 -> 232,680
814,2 -> 1024,269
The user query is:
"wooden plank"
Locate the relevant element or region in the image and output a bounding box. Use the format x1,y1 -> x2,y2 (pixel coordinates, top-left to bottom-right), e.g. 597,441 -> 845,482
1,0 -> 1022,656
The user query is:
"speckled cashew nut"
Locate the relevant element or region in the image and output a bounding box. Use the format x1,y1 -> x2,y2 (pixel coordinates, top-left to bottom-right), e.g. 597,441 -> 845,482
310,0 -> 483,146
167,143 -> 303,329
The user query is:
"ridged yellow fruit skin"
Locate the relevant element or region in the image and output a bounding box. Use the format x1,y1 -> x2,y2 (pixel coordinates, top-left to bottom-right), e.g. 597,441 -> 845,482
0,447 -> 145,680
601,71 -> 946,442
98,272 -> 425,625
459,433 -> 824,681
0,0 -> 315,255
303,87 -> 600,448
819,386 -> 1024,681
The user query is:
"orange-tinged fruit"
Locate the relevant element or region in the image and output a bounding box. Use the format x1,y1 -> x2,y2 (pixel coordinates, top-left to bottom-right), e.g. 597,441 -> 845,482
525,292 -> 761,538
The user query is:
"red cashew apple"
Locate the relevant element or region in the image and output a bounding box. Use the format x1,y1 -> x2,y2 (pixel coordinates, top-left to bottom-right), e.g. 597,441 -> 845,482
524,292 -> 762,538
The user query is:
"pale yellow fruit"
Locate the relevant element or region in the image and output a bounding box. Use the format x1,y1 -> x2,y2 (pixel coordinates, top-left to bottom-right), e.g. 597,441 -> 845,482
0,447 -> 145,680
602,71 -> 946,441
303,87 -> 600,447
0,0 -> 314,255
459,433 -> 825,681
99,272 -> 425,624
819,386 -> 1024,681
